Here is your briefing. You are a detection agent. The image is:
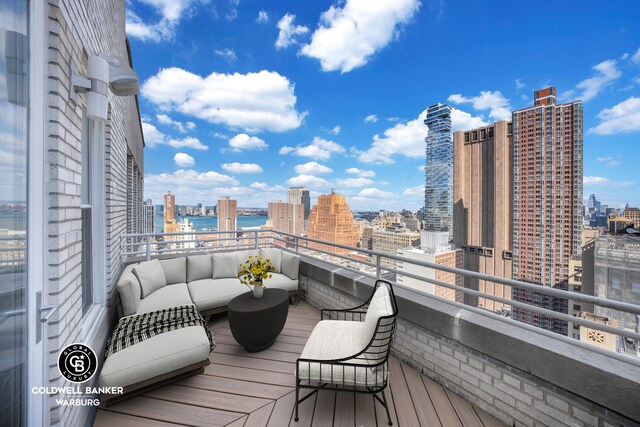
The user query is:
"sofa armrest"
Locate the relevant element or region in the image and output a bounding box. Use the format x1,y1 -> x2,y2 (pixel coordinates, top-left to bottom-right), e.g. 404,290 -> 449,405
281,251 -> 300,281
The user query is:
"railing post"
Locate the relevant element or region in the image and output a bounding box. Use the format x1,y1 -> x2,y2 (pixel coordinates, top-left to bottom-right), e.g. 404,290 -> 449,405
145,234 -> 151,261
376,254 -> 381,279
295,236 -> 299,253
254,230 -> 258,249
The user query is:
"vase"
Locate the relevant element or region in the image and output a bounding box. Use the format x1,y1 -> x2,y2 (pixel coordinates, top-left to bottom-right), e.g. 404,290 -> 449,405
252,284 -> 264,299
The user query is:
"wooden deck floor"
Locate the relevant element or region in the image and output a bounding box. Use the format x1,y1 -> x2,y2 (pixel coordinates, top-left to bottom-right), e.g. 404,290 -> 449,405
94,300 -> 504,427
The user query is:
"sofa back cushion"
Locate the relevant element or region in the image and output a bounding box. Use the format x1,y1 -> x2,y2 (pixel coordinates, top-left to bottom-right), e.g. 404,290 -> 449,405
281,252 -> 300,280
236,249 -> 259,275
133,259 -> 167,298
363,284 -> 393,344
259,248 -> 282,273
159,257 -> 187,285
187,254 -> 212,282
212,252 -> 238,279
117,264 -> 141,316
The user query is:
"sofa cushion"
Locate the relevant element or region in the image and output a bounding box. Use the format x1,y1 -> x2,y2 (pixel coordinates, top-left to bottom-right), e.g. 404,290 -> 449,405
263,273 -> 298,292
159,257 -> 187,285
99,325 -> 210,389
136,283 -> 193,315
117,264 -> 141,316
363,284 -> 393,344
298,320 -> 383,387
187,278 -> 247,312
133,259 -> 167,298
212,252 -> 238,279
281,252 -> 300,281
235,249 -> 259,275
187,255 -> 212,282
260,247 -> 282,273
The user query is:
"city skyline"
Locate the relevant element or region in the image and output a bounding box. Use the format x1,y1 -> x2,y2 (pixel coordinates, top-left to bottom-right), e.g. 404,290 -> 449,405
127,1 -> 640,211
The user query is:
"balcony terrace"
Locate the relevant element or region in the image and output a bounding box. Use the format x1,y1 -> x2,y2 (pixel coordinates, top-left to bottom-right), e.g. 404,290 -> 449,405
94,299 -> 503,426
102,230 -> 640,427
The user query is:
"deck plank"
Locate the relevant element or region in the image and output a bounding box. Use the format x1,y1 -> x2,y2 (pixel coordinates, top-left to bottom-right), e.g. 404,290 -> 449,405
388,357 -> 420,426
474,406 -> 506,427
105,396 -> 244,427
311,390 -> 335,427
214,332 -> 306,354
177,374 -> 293,400
289,390 -> 317,427
334,392 -> 355,427
244,402 -> 275,427
266,391 -> 296,427
204,364 -> 295,387
354,393 -> 377,427
94,410 -> 183,427
211,352 -> 295,374
445,388 -> 484,426
422,376 -> 464,427
226,416 -> 247,427
214,343 -> 301,364
401,361 -> 442,426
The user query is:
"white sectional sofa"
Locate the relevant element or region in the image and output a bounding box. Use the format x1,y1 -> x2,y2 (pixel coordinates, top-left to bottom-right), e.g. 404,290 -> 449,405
99,247 -> 300,405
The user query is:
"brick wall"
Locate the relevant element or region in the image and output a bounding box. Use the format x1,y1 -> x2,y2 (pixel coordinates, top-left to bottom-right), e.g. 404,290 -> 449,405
299,259 -> 639,427
44,0 -> 143,425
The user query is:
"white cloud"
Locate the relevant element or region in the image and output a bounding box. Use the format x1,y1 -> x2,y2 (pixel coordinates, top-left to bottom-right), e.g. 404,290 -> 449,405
174,152 -> 195,167
357,188 -> 394,198
515,79 -> 525,90
448,91 -> 511,121
631,46 -> 640,64
402,185 -> 423,197
346,167 -> 375,177
142,68 -> 306,132
279,137 -> 345,160
584,176 -> 634,187
156,113 -> 196,133
589,97 -> 640,135
364,114 -> 378,123
250,182 -> 284,191
357,107 -> 486,164
214,48 -> 237,61
222,162 -> 263,174
336,177 -> 374,187
294,161 -> 333,175
142,122 -> 208,150
565,59 -> 622,102
275,13 -> 309,49
126,0 -> 204,42
417,165 -> 425,172
145,169 -> 238,189
286,174 -> 331,189
256,10 -> 269,23
596,156 -> 621,167
300,0 -> 420,73
330,125 -> 341,135
228,134 -> 268,151
226,0 -> 239,21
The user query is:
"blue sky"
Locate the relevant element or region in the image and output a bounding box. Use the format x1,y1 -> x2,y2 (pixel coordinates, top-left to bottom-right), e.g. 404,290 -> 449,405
127,0 -> 640,211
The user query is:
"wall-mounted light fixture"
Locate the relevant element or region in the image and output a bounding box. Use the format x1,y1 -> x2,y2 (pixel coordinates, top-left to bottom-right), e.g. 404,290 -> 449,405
71,54 -> 140,121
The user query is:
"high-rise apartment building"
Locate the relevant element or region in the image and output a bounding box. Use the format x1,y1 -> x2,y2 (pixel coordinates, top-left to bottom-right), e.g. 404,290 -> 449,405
288,186 -> 311,226
267,200 -> 304,235
511,87 -> 583,334
371,223 -> 420,268
217,196 -> 238,238
623,206 -> 640,228
307,192 -> 359,254
424,103 -> 454,242
453,121 -> 513,311
163,191 -> 178,234
142,199 -> 156,234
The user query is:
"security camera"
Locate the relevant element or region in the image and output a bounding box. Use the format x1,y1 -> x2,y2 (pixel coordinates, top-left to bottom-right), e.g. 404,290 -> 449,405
103,56 -> 140,96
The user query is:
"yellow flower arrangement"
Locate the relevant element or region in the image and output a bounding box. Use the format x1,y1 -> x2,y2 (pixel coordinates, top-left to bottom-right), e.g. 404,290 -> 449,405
239,255 -> 274,287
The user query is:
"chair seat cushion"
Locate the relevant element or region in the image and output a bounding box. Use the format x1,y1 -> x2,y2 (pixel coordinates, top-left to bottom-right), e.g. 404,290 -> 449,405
99,326 -> 210,389
263,273 -> 298,292
187,278 -> 247,312
136,284 -> 192,315
297,320 -> 385,387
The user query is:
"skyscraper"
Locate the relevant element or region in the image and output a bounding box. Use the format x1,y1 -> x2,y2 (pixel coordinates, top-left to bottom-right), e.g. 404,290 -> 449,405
424,104 -> 453,242
511,87 -> 583,333
142,199 -> 156,234
163,191 -> 177,234
288,187 -> 311,225
453,121 -> 513,311
268,200 -> 304,235
217,196 -> 237,245
307,192 -> 359,254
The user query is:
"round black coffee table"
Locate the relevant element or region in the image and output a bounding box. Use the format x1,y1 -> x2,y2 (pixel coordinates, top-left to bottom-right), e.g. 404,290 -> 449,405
227,288 -> 289,352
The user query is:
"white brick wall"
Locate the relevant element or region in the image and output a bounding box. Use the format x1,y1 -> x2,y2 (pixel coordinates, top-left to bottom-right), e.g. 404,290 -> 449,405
44,1 -> 143,425
300,273 -> 635,427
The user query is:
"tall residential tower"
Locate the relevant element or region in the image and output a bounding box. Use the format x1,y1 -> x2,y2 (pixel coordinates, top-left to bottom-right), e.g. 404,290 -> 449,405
163,191 -> 177,234
511,87 -> 583,333
217,196 -> 238,245
424,104 -> 454,243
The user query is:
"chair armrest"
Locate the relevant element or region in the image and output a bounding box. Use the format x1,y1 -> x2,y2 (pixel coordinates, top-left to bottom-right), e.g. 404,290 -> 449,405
320,308 -> 367,321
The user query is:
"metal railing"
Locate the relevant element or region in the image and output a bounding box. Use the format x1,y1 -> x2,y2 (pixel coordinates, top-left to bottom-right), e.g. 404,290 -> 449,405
121,229 -> 640,364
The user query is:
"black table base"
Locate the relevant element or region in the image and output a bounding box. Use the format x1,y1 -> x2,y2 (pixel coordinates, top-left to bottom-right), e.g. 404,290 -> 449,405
227,288 -> 289,352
